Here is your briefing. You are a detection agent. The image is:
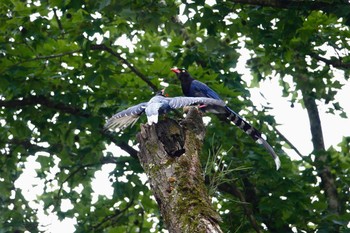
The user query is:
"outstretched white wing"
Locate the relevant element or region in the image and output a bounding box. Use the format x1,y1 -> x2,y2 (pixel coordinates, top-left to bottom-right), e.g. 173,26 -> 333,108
104,102 -> 147,130
167,97 -> 225,109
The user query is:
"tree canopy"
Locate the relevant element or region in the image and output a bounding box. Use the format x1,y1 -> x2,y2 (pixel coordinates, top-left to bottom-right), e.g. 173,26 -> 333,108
1,0 -> 349,232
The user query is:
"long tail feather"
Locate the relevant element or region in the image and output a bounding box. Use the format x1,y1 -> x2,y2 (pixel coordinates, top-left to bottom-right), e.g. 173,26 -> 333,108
225,106 -> 280,170
257,138 -> 281,170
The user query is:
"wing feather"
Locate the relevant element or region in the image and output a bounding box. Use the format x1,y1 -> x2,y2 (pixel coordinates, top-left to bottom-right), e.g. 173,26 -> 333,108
191,80 -> 222,100
104,102 -> 147,130
167,97 -> 225,109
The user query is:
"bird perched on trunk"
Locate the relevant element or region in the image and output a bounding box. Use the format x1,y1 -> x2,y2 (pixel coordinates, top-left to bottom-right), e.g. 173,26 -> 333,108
104,90 -> 226,131
171,68 -> 281,170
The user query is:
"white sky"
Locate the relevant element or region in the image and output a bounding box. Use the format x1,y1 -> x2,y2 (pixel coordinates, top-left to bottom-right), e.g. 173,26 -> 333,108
236,47 -> 350,158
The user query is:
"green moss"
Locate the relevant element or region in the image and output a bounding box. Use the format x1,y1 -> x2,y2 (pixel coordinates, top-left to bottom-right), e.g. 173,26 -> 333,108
173,155 -> 219,232
140,118 -> 219,232
145,141 -> 159,155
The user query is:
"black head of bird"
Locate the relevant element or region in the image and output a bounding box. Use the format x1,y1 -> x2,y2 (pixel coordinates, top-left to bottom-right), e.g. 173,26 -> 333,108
171,68 -> 193,81
171,68 -> 196,96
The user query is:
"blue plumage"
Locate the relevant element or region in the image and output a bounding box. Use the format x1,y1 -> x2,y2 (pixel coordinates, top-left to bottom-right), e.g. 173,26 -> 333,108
171,68 -> 281,170
190,80 -> 222,100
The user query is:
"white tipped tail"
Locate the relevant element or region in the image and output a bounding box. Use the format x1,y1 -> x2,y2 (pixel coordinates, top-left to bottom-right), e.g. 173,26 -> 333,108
274,156 -> 281,171
257,138 -> 281,170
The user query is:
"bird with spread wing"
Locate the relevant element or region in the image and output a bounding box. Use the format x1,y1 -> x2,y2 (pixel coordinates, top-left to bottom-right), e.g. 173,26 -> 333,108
171,68 -> 281,170
104,90 -> 226,131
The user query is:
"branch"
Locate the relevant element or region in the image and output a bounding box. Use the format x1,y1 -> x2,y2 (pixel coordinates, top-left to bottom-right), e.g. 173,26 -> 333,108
90,44 -> 158,91
216,177 -> 296,232
296,66 -> 341,220
91,198 -> 135,231
302,93 -> 340,215
9,44 -> 157,91
7,138 -> 54,154
272,125 -> 305,159
102,130 -> 139,160
14,50 -> 80,66
309,52 -> 350,69
0,95 -> 90,117
53,8 -> 64,32
302,95 -> 325,152
227,0 -> 350,14
216,181 -> 262,233
55,164 -> 89,205
56,157 -> 127,203
1,95 -> 140,158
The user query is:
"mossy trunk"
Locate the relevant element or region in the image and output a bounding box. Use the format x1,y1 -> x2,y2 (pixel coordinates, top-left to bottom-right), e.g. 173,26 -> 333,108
136,108 -> 222,233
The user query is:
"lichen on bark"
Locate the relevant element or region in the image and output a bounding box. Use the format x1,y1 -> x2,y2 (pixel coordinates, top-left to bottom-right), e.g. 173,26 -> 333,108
136,108 -> 222,233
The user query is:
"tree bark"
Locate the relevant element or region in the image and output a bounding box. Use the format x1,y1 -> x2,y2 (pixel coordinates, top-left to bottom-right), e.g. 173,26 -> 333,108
302,94 -> 340,215
136,108 -> 222,233
294,63 -> 341,219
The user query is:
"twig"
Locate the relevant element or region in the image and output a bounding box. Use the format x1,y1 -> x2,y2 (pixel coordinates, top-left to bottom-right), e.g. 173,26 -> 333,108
14,50 -> 81,66
102,130 -> 139,159
53,8 -> 64,32
9,44 -> 157,91
55,164 -> 89,204
7,138 -> 53,153
55,158 -> 120,203
91,198 -> 135,231
272,125 -> 305,159
90,44 -> 158,91
0,95 -> 90,117
216,180 -> 262,233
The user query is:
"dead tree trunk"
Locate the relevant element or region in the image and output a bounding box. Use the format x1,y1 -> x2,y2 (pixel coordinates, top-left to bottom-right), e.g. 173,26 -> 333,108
136,108 -> 222,233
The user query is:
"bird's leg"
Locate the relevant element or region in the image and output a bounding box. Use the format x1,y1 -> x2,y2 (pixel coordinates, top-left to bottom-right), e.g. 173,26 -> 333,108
194,104 -> 208,113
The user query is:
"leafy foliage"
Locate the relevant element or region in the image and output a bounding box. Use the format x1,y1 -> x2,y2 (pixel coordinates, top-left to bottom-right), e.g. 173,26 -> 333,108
0,0 -> 349,232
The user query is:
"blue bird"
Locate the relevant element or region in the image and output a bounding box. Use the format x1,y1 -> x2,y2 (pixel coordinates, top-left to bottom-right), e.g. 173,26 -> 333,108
171,68 -> 281,170
104,90 -> 226,131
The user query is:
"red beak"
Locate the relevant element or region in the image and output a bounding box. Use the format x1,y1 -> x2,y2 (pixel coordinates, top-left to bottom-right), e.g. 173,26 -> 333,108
170,68 -> 180,74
